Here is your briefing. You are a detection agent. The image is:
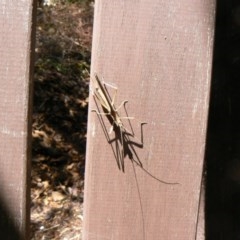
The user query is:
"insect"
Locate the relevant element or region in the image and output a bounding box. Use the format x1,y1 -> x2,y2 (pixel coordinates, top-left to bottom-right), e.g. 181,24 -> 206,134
91,73 -> 145,170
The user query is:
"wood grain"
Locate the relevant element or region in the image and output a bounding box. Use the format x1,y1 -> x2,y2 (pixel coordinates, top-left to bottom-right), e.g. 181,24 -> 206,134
0,1 -> 36,239
83,1 -> 216,239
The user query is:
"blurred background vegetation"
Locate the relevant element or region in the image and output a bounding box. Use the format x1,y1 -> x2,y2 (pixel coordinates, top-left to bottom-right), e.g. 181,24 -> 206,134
31,0 -> 93,239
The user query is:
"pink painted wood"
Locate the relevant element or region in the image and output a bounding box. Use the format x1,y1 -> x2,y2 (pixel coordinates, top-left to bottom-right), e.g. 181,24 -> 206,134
84,1 -> 216,239
0,1 -> 36,239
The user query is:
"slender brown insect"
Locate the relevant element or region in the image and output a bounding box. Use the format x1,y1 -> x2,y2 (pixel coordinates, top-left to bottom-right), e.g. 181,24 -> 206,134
91,74 -> 129,130
91,73 -> 180,182
91,73 -> 144,167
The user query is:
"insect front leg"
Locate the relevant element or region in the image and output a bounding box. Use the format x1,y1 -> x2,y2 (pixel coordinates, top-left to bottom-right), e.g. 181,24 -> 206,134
91,109 -> 110,116
101,80 -> 118,107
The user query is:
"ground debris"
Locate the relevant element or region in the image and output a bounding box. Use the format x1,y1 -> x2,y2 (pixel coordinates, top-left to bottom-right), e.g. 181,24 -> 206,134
31,1 -> 93,239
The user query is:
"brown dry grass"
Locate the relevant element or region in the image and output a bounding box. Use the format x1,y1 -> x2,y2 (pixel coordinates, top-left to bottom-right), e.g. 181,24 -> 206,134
31,1 -> 93,239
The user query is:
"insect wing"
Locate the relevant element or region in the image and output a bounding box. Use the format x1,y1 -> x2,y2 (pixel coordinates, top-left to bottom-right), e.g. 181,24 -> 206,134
92,74 -> 113,112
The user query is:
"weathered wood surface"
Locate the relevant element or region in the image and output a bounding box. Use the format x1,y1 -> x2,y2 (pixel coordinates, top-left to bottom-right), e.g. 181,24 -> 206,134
0,1 -> 36,239
83,1 -> 216,239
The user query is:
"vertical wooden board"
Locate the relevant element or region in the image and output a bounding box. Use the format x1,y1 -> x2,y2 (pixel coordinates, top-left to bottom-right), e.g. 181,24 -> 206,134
84,1 -> 215,240
0,1 -> 36,239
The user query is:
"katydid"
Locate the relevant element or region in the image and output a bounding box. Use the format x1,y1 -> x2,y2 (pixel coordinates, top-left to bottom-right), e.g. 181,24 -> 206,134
91,73 -> 144,168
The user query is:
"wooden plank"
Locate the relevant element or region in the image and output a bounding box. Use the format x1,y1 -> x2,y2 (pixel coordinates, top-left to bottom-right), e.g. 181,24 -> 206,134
0,1 -> 36,239
83,1 -> 216,239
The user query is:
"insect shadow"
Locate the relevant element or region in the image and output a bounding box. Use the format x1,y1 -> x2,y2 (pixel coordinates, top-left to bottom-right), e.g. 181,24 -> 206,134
93,95 -> 179,240
92,87 -> 179,185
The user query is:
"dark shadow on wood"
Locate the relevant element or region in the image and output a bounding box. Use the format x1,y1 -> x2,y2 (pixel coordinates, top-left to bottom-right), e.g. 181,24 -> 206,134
0,197 -> 23,240
93,94 -> 179,185
93,95 -> 179,240
205,0 -> 240,239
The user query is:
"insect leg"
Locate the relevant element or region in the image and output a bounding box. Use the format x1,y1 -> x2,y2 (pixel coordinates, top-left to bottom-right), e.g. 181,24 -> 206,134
116,100 -> 129,112
91,109 -> 110,116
